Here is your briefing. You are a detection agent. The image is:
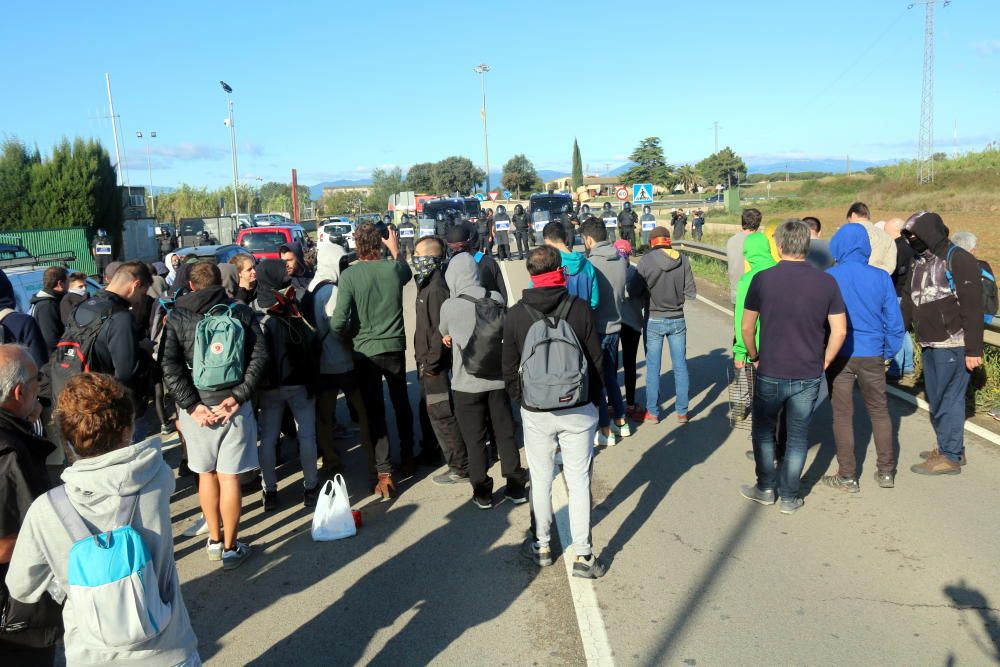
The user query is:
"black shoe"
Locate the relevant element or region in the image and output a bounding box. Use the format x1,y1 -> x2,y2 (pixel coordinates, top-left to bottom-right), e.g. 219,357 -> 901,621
521,538 -> 553,566
471,495 -> 493,510
160,422 -> 176,436
178,459 -> 194,478
572,554 -> 607,579
303,485 -> 319,508
504,485 -> 529,505
262,490 -> 278,512
416,449 -> 444,467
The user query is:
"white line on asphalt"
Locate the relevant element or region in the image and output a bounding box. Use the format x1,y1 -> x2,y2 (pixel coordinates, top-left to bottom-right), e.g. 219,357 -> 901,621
498,260 -> 615,666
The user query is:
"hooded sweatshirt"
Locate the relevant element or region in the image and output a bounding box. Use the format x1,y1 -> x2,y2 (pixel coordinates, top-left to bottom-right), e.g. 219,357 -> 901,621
586,240 -> 627,334
439,253 -> 505,393
278,241 -> 314,297
733,233 -> 775,361
30,288 -> 65,351
826,223 -> 905,359
0,270 -> 48,366
5,440 -> 199,666
901,212 -> 984,355
855,219 -> 898,275
620,263 -> 648,332
528,250 -> 599,309
310,242 -> 354,375
637,245 -> 697,319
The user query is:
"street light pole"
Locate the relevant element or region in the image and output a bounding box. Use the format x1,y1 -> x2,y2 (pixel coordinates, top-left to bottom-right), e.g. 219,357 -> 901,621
136,131 -> 157,218
220,81 -> 240,215
474,63 -> 491,194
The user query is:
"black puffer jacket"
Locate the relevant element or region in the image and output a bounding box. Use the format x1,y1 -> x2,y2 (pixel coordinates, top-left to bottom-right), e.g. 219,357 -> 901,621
29,290 -> 64,352
414,268 -> 451,375
161,284 -> 268,410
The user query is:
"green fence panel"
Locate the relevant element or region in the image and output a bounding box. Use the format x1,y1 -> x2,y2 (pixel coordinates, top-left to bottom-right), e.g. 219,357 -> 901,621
1,227 -> 97,275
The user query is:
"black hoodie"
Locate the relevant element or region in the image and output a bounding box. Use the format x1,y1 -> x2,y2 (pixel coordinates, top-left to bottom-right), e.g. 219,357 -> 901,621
29,289 -> 64,352
0,271 -> 47,367
901,212 -> 984,356
414,268 -> 452,374
278,241 -> 314,297
502,286 -> 603,410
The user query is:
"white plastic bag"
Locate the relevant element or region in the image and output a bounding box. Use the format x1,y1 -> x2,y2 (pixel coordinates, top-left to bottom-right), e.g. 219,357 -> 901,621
311,475 -> 356,541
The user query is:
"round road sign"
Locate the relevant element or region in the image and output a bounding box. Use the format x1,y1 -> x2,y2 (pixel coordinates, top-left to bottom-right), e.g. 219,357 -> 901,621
615,187 -> 629,201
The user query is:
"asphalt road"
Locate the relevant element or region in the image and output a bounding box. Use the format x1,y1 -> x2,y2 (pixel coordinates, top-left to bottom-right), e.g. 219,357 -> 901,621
165,258 -> 1000,666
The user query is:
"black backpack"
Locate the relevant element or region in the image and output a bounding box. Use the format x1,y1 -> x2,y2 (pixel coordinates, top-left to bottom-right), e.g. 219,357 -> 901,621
299,280 -> 333,330
458,294 -> 505,380
48,300 -> 123,401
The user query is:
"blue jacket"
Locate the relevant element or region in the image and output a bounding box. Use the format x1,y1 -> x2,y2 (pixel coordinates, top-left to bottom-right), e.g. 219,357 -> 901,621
527,249 -> 599,309
0,270 -> 48,367
827,223 -> 904,359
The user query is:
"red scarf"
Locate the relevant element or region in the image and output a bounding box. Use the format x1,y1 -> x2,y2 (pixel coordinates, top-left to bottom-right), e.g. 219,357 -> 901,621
532,267 -> 567,288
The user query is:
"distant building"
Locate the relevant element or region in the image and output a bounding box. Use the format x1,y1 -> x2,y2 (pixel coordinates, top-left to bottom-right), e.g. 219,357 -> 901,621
122,185 -> 147,219
322,184 -> 372,198
543,176 -> 620,197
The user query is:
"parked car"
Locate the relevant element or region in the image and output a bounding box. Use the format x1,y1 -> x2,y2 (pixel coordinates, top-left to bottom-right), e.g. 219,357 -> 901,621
235,225 -> 309,261
319,220 -> 356,250
173,244 -> 254,266
253,213 -> 293,226
0,243 -> 99,312
421,198 -> 467,222
704,193 -> 725,203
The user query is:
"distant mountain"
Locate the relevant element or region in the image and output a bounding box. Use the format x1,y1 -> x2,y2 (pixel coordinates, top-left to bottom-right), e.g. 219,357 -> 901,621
746,157 -> 899,175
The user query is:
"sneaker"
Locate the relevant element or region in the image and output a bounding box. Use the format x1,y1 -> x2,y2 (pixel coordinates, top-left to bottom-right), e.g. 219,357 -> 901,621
739,484 -> 776,506
472,494 -> 493,510
989,406 -> 1000,422
432,470 -> 468,485
643,413 -> 659,425
222,541 -> 252,571
206,539 -> 223,561
822,475 -> 860,493
504,485 -> 529,505
521,538 -> 553,567
572,554 -> 607,579
677,414 -> 689,425
160,422 -> 176,436
779,498 -> 805,514
919,448 -> 966,466
262,490 -> 278,512
910,453 -> 962,475
594,430 -> 615,448
303,485 -> 319,508
611,421 -> 632,438
874,470 -> 896,488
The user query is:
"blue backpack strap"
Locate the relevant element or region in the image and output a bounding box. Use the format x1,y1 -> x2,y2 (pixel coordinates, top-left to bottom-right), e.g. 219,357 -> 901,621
49,486 -> 93,543
944,245 -> 958,293
474,251 -> 484,264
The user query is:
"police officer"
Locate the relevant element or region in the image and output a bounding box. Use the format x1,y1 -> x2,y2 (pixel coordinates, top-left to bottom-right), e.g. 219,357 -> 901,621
601,202 -> 619,243
476,208 -> 491,256
434,211 -> 450,238
618,201 -> 637,247
492,205 -> 512,261
156,225 -> 175,259
418,209 -> 436,239
579,203 -> 592,221
640,205 -> 657,248
91,228 -> 113,277
512,203 -> 530,259
398,213 -> 416,259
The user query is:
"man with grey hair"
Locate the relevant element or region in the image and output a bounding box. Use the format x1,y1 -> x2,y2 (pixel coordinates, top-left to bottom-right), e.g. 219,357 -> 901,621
739,220 -> 848,514
951,230 -> 997,324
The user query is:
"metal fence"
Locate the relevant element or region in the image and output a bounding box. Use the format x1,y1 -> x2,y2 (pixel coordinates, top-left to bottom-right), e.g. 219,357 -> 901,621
3,227 -> 97,275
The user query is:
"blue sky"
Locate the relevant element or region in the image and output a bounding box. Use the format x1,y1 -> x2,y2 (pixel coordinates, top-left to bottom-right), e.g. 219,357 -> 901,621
2,0 -> 997,188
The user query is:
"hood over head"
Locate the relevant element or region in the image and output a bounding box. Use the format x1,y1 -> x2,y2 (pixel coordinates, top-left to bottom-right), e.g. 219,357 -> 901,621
830,222 -> 872,265
0,269 -> 15,310
743,232 -> 777,271
905,211 -> 950,254
62,438 -> 164,502
175,283 -> 230,314
310,242 -> 346,290
278,241 -> 307,275
218,262 -> 239,298
445,252 -> 485,297
152,261 -> 168,278
255,258 -> 291,309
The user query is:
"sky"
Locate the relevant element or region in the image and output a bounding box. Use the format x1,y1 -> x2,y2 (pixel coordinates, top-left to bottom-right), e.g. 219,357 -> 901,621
2,0 -> 998,189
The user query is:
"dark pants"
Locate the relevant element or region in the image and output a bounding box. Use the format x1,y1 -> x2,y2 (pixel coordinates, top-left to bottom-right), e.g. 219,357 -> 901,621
495,234 -> 511,261
316,371 -> 389,475
693,225 -> 703,241
922,347 -> 970,463
514,230 -> 530,259
354,351 -> 414,463
0,642 -> 56,667
827,356 -> 895,476
453,389 -> 527,499
620,226 -> 636,248
597,332 -> 626,428
420,371 -> 467,474
400,239 -> 415,260
751,375 -> 822,500
478,234 -> 490,255
621,324 -> 643,406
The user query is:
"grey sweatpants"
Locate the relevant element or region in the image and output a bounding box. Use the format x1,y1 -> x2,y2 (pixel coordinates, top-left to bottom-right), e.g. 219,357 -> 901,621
520,403 -> 598,557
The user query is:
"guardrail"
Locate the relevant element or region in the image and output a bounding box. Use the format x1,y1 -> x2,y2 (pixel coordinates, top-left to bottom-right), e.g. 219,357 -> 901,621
672,240 -> 1000,348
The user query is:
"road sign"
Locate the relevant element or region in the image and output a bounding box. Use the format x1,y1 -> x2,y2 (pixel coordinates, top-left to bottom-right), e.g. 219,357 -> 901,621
615,187 -> 629,201
475,193 -> 485,201
502,190 -> 511,200
488,191 -> 498,202
632,183 -> 654,204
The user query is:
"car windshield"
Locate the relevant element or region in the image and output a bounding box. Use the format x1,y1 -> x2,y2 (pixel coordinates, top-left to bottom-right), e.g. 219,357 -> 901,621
465,201 -> 482,218
240,232 -> 286,252
325,224 -> 352,235
532,198 -> 571,217
180,220 -> 204,234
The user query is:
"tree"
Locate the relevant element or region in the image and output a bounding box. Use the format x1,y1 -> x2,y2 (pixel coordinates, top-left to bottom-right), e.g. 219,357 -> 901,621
571,139 -> 583,191
366,166 -> 404,211
675,165 -> 705,193
322,189 -> 366,215
0,139 -> 32,227
695,147 -> 747,187
405,162 -> 436,192
620,137 -> 673,186
254,182 -> 309,216
432,157 -> 485,196
501,154 -> 541,199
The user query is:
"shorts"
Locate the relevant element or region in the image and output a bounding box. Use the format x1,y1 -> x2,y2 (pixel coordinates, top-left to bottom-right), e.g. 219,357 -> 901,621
178,400 -> 259,475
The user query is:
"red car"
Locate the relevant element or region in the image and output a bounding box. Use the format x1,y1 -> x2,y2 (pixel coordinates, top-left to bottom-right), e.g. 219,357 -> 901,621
236,225 -> 309,261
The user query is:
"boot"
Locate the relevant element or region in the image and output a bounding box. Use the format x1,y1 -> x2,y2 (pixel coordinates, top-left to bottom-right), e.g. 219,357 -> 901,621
374,472 -> 396,500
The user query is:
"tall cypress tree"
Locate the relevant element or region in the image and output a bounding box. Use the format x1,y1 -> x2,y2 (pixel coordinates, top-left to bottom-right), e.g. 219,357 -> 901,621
571,138 -> 583,191
0,139 -> 33,229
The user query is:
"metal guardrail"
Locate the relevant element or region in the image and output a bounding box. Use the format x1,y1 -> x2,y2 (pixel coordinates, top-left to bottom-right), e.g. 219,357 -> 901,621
673,240 -> 1000,348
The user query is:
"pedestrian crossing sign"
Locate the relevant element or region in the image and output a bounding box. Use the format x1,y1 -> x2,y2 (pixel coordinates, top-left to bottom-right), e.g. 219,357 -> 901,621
632,183 -> 653,204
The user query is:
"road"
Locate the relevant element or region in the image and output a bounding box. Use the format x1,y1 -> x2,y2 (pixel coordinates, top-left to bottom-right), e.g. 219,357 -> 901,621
165,258 -> 1000,666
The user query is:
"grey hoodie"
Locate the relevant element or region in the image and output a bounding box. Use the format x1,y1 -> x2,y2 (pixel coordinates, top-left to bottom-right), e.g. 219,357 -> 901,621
637,246 -> 697,319
439,253 -> 506,394
311,242 -> 354,375
5,439 -> 198,666
586,240 -> 627,334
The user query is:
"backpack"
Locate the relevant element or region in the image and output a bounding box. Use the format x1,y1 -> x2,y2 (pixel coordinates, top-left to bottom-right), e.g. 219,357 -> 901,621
458,294 -> 504,379
0,308 -> 13,345
192,303 -> 245,391
519,299 -> 588,410
300,279 -> 333,330
48,300 -> 123,401
263,310 -> 321,388
945,245 -> 999,324
48,485 -> 171,649
565,269 -> 593,306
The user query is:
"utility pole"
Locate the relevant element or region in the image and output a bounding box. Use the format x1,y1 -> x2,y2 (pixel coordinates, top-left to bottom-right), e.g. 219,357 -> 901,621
136,131 -> 157,217
474,64 -> 491,193
220,81 -> 240,215
104,73 -> 130,188
914,0 -> 951,184
846,154 -> 851,175
713,121 -> 719,153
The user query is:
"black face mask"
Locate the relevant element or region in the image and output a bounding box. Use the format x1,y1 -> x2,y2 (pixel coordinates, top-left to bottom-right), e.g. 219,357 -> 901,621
905,232 -> 929,254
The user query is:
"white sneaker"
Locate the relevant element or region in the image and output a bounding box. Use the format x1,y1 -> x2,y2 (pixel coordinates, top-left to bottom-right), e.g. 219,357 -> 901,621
612,422 -> 632,438
594,430 -> 617,448
206,539 -> 223,562
222,541 -> 252,571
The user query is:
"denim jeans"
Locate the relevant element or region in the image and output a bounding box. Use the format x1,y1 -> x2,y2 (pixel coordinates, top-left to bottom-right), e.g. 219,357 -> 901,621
921,347 -> 970,463
258,385 -> 318,493
751,375 -> 821,500
644,317 -> 689,419
597,332 -> 626,428
889,331 -> 915,378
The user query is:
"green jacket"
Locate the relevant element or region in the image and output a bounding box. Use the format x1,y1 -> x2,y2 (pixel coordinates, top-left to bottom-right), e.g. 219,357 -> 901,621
733,233 -> 776,361
331,258 -> 412,357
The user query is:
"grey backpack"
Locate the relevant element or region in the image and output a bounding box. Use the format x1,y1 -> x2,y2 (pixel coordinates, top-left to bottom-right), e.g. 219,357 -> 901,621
519,299 -> 588,410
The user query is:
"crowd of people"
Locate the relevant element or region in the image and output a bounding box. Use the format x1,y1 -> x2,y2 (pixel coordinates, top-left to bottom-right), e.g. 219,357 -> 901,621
0,195 -> 990,664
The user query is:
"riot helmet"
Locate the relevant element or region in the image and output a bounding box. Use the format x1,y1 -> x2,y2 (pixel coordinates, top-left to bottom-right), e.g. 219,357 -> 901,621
643,205 -> 651,214
581,204 -> 591,216
97,228 -> 108,237
383,213 -> 392,225
496,205 -> 506,215
514,204 -> 524,215
623,201 -> 632,211
436,212 -> 446,222
602,202 -> 612,211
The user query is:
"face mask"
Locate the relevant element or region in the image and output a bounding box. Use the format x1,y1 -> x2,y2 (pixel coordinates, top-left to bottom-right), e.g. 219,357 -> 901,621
905,233 -> 929,254
411,255 -> 443,287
